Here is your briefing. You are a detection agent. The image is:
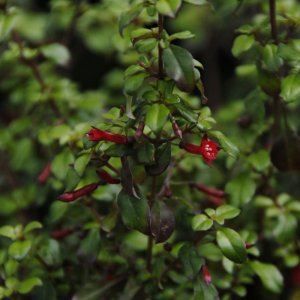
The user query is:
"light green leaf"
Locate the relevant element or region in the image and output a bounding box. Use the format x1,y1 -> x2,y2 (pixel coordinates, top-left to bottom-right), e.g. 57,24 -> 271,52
124,72 -> 148,95
216,228 -> 247,264
0,226 -> 15,240
169,31 -> 195,41
16,277 -> 42,294
8,240 -> 32,260
74,153 -> 91,177
210,131 -> 239,159
41,43 -> 70,66
232,35 -> 255,57
192,214 -> 213,231
23,221 -> 42,234
184,0 -> 209,5
261,44 -> 283,72
145,104 -> 169,133
51,148 -> 74,180
280,72 -> 300,103
156,0 -> 182,18
163,45 -> 195,92
250,261 -> 283,293
119,3 -> 144,36
215,205 -> 240,224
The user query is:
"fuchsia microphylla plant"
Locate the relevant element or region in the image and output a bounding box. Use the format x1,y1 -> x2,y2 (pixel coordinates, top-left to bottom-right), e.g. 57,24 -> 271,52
56,2 -> 242,298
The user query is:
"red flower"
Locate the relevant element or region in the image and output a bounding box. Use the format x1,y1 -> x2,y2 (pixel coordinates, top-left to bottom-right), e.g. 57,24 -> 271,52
58,183 -> 98,202
87,127 -> 128,144
135,120 -> 145,140
195,183 -> 225,198
37,162 -> 52,184
202,265 -> 212,285
96,169 -> 120,184
182,136 -> 219,165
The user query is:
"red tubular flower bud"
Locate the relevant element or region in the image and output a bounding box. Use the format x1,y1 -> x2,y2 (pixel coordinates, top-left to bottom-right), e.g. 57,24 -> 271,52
135,120 -> 145,140
96,169 -> 120,184
196,184 -> 225,198
172,120 -> 183,139
202,265 -> 212,285
87,128 -> 128,144
58,183 -> 98,202
37,162 -> 51,184
51,228 -> 74,239
207,195 -> 225,206
245,242 -> 254,249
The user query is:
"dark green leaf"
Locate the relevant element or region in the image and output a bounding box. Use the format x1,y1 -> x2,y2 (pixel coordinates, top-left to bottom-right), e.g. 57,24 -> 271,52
163,45 -> 195,92
136,142 -> 155,164
145,143 -> 171,176
121,156 -> 139,198
150,201 -> 175,243
174,102 -> 198,123
216,228 -> 247,264
117,189 -> 150,234
225,173 -> 256,207
105,144 -> 133,157
134,38 -> 157,53
194,276 -> 219,300
179,244 -> 204,279
124,72 -> 148,95
261,44 -> 283,72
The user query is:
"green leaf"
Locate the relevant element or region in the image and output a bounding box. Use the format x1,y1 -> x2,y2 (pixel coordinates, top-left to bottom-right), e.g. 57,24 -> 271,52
51,148 -> 74,180
119,3 -> 144,36
136,142 -> 155,164
16,278 -> 42,294
8,240 -> 32,260
150,201 -> 175,243
124,72 -> 148,95
23,221 -> 42,234
145,143 -> 171,176
250,261 -> 283,293
174,102 -> 198,123
5,260 -> 19,277
134,38 -> 157,53
280,72 -> 300,103
74,153 -> 91,177
156,0 -> 182,18
179,244 -> 204,278
248,150 -> 270,171
232,35 -> 255,57
194,276 -> 219,300
117,189 -> 150,234
163,45 -> 195,92
169,31 -> 195,41
216,228 -> 247,264
130,28 -> 152,39
261,44 -> 283,72
225,173 -> 256,207
184,0 -> 209,5
105,144 -> 133,157
0,226 -> 15,239
192,214 -> 213,231
209,131 -> 239,159
215,205 -> 240,224
145,104 -> 169,133
41,43 -> 70,66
